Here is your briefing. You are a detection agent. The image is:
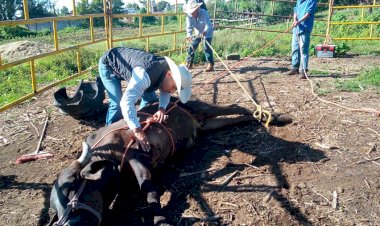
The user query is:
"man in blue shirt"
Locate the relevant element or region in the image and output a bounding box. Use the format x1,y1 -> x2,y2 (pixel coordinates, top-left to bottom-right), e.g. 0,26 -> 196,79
286,0 -> 317,79
98,48 -> 192,152
185,0 -> 214,72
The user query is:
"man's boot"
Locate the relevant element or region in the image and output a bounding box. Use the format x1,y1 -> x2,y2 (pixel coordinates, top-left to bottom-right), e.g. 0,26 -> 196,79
204,63 -> 214,72
285,68 -> 299,75
186,62 -> 193,70
299,69 -> 309,79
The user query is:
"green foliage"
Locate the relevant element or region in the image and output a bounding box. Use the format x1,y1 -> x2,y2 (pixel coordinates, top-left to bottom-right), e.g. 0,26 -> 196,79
58,26 -> 83,34
76,0 -> 124,27
28,0 -> 55,18
140,8 -> 158,24
0,46 -> 104,107
0,26 -> 37,40
335,42 -> 350,56
60,6 -> 70,16
0,0 -> 22,21
358,67 -> 380,87
0,64 -> 31,106
334,67 -> 380,92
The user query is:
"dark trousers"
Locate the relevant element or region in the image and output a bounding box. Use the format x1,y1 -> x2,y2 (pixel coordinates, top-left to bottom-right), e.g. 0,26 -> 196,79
186,37 -> 214,65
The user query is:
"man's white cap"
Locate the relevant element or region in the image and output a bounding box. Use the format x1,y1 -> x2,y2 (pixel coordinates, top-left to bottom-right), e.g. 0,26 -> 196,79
164,56 -> 192,103
184,0 -> 203,14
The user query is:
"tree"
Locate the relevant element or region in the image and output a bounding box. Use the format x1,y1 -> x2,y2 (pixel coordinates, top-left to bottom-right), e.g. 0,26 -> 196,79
157,1 -> 169,12
76,0 -> 125,27
60,6 -> 70,15
0,0 -> 22,21
27,0 -> 55,18
126,3 -> 140,10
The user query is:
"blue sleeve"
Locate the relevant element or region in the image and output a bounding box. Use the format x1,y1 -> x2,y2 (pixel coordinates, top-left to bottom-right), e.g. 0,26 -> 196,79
186,16 -> 193,37
306,0 -> 317,14
202,10 -> 212,34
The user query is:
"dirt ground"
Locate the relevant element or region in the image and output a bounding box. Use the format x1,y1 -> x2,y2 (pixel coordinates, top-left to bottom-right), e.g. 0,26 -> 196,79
0,54 -> 379,226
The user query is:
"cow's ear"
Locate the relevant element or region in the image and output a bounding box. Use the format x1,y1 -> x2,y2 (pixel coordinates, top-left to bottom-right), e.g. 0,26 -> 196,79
80,160 -> 113,180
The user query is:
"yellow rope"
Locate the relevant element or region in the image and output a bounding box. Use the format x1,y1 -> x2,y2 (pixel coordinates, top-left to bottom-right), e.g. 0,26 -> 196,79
203,39 -> 272,127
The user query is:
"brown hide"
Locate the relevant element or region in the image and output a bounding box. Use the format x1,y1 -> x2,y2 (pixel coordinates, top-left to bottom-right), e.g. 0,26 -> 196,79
86,102 -> 197,169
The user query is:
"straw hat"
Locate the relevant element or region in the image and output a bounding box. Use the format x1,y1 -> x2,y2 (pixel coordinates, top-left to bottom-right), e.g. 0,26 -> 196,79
184,1 -> 203,14
164,56 -> 192,103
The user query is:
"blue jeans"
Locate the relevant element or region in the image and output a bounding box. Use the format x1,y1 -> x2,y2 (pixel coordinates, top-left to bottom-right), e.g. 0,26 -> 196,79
98,59 -> 158,125
291,30 -> 310,70
186,37 -> 214,65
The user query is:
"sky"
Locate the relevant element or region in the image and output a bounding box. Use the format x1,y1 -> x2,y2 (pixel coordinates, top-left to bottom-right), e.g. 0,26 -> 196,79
54,0 -> 187,11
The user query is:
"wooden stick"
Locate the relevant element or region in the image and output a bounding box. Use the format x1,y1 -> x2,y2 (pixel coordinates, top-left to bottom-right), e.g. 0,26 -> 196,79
262,190 -> 274,203
27,114 -> 40,137
221,202 -> 238,208
364,179 -> 371,189
332,191 -> 338,209
35,115 -> 49,154
243,198 -> 258,216
220,170 -> 239,187
367,128 -> 380,137
179,168 -> 215,177
234,174 -> 268,180
353,156 -> 380,165
244,163 -> 259,169
311,188 -> 332,204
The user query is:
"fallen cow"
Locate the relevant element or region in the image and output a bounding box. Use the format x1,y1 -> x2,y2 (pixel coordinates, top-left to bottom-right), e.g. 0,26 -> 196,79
50,98 -> 292,225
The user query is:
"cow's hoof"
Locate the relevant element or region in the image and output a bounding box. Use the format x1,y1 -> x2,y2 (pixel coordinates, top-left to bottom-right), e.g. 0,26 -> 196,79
154,215 -> 172,226
263,112 -> 293,126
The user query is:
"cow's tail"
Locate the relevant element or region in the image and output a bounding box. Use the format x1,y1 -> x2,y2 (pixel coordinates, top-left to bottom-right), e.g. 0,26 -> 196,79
77,142 -> 92,166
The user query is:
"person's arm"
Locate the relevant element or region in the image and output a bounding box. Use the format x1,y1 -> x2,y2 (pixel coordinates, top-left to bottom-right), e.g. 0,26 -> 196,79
120,67 -> 150,130
293,12 -> 310,27
120,67 -> 151,152
153,90 -> 170,123
186,16 -> 193,40
202,10 -> 212,36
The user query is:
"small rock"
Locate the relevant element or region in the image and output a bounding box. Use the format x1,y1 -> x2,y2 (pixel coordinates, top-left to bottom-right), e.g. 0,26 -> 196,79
225,53 -> 240,60
337,187 -> 344,193
298,182 -> 307,188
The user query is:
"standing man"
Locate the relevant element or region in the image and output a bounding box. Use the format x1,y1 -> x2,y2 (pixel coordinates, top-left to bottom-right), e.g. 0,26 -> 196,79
185,0 -> 214,72
286,0 -> 317,79
98,47 -> 192,152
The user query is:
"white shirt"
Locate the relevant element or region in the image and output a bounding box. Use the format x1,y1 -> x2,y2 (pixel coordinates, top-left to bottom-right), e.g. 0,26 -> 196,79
120,67 -> 170,130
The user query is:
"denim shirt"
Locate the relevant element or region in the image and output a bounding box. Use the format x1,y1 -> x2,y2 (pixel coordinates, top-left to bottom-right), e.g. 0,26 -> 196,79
186,8 -> 214,38
294,0 -> 317,34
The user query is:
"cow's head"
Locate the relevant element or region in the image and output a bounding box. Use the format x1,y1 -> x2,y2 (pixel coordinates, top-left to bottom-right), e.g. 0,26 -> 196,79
50,159 -> 120,226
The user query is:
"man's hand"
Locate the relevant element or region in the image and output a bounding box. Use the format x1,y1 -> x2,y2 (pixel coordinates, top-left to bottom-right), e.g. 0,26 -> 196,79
186,37 -> 192,42
292,20 -> 299,28
153,108 -> 169,123
201,31 -> 206,37
133,128 -> 150,152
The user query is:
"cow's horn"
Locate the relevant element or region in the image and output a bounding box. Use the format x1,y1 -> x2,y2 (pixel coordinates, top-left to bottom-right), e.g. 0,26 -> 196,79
77,142 -> 92,166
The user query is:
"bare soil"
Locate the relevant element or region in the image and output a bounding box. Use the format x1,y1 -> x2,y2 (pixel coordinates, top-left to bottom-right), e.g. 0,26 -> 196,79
0,41 -> 53,63
0,55 -> 379,226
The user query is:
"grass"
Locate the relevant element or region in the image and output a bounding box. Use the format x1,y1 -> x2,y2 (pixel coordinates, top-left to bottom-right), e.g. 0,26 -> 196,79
333,67 -> 380,92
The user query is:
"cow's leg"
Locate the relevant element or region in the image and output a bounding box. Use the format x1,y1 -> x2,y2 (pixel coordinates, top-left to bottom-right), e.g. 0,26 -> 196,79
199,115 -> 256,131
199,112 -> 293,130
186,101 -> 253,118
127,151 -> 167,225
